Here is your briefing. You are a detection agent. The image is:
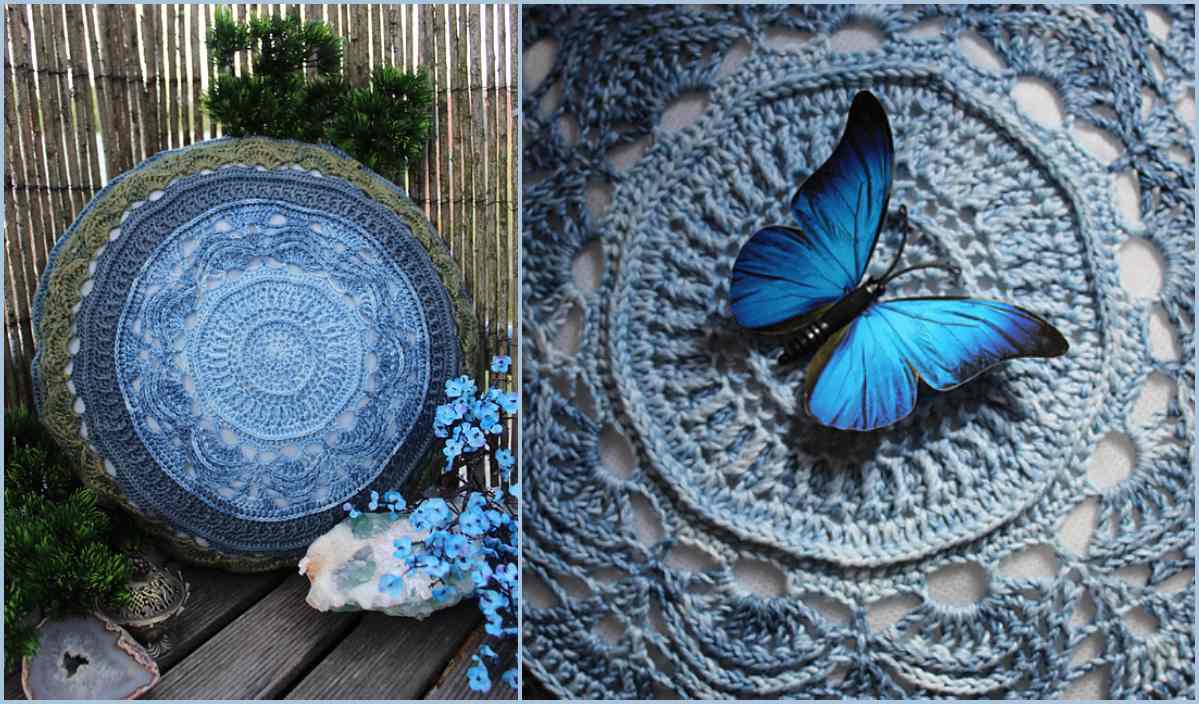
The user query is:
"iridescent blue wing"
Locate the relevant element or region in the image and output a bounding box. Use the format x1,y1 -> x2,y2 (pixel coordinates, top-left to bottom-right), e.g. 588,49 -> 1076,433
729,225 -> 849,330
873,297 -> 1069,390
803,305 -> 917,431
730,91 -> 894,332
804,298 -> 1067,431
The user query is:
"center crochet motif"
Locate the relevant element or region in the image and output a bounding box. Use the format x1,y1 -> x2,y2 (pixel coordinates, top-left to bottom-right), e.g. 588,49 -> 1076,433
522,5 -> 1194,700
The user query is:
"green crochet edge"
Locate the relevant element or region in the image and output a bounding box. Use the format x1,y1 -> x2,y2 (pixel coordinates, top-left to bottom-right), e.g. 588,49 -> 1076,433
34,137 -> 479,572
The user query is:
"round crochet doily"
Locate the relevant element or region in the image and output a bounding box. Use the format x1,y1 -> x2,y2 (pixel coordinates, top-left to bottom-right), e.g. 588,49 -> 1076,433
33,138 -> 478,570
522,5 -> 1194,699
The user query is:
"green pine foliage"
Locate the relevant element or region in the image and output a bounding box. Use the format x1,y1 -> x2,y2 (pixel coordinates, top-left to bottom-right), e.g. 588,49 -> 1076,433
204,10 -> 433,182
4,408 -> 133,674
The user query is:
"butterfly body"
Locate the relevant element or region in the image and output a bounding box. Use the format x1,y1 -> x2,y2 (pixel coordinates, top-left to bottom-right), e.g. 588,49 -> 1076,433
729,91 -> 1068,431
778,278 -> 884,366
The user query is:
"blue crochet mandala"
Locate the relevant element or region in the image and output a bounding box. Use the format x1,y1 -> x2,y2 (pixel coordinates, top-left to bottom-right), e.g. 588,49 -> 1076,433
33,139 -> 464,561
522,5 -> 1194,699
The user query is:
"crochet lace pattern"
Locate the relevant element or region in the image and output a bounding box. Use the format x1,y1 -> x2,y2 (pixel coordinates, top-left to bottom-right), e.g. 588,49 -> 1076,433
33,138 -> 475,568
522,5 -> 1194,699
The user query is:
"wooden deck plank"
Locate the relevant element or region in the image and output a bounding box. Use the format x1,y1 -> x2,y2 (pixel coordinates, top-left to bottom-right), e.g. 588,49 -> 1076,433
424,625 -> 517,700
155,565 -> 290,672
283,602 -> 480,700
147,575 -> 360,699
0,567 -> 289,701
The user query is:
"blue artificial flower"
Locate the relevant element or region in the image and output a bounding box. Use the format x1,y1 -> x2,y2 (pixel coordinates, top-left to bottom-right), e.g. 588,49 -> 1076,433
435,403 -> 460,426
496,391 -> 519,414
409,498 -> 453,531
368,490 -> 379,511
378,573 -> 404,597
479,589 -> 509,613
445,377 -> 468,398
490,355 -> 511,373
463,424 -> 486,450
479,644 -> 498,659
460,507 -> 488,536
471,560 -> 494,588
432,584 -> 456,603
501,667 -> 518,690
444,533 -> 471,559
384,491 -> 406,512
419,554 -> 451,579
495,449 -> 515,469
467,659 -> 491,692
443,438 -> 464,461
508,482 -> 520,499
342,502 -> 361,519
445,375 -> 477,399
393,536 -> 414,560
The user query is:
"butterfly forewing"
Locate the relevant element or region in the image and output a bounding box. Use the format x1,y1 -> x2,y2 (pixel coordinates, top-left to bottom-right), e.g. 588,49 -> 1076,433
730,91 -> 895,331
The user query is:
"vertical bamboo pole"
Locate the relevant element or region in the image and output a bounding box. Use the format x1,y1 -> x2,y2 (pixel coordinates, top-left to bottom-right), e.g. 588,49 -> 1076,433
435,6 -> 450,241
505,3 -> 516,357
161,5 -> 177,149
141,3 -> 164,157
3,25 -> 38,410
9,5 -> 55,267
99,5 -> 135,174
190,4 -> 204,142
65,5 -> 101,199
32,5 -> 74,235
419,5 -> 437,221
349,4 -> 368,88
173,4 -> 190,145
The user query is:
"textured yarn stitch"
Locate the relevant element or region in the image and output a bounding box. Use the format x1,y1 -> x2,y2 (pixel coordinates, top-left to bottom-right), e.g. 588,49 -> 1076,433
33,138 -> 475,569
522,5 -> 1194,699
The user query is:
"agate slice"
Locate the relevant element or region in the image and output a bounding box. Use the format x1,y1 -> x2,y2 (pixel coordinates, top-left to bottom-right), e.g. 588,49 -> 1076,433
22,614 -> 159,700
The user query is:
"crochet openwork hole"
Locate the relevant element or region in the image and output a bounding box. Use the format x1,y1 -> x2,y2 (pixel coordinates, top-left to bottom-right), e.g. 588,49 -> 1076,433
599,424 -> 637,480
1145,5 -> 1173,40
1058,496 -> 1100,556
584,180 -> 614,220
663,540 -> 721,575
1117,237 -> 1166,298
1086,431 -> 1136,490
829,19 -> 884,53
762,27 -> 813,53
799,591 -> 853,626
572,237 -> 603,293
1123,605 -> 1160,640
905,17 -> 947,41
716,38 -> 751,77
957,30 -> 1007,72
864,591 -> 921,633
661,91 -> 709,131
1012,76 -> 1066,129
1147,304 -> 1182,362
627,491 -> 667,547
731,558 -> 787,598
997,543 -> 1059,581
926,562 -> 989,607
1070,119 -> 1122,165
1113,170 -> 1144,227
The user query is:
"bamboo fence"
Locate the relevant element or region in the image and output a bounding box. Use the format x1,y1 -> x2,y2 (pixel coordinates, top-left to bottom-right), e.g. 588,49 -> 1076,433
2,3 -> 518,415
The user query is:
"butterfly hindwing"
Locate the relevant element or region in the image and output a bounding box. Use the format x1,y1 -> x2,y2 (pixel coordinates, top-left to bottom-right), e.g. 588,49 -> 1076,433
730,91 -> 894,332
804,297 -> 1069,430
804,305 -> 918,431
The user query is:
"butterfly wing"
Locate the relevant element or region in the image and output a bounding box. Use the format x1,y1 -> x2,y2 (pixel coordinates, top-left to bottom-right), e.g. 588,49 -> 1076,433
872,297 -> 1069,390
804,298 -> 1068,431
730,91 -> 894,332
803,306 -> 919,431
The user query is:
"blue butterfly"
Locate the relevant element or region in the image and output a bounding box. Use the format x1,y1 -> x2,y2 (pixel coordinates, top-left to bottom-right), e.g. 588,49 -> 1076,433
730,91 -> 1068,431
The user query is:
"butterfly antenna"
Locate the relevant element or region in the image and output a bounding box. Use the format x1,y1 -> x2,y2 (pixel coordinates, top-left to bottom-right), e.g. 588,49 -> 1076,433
880,204 -> 911,281
884,261 -> 962,285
